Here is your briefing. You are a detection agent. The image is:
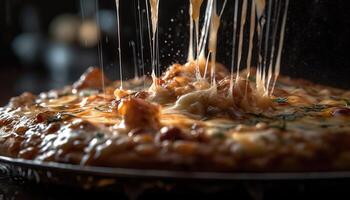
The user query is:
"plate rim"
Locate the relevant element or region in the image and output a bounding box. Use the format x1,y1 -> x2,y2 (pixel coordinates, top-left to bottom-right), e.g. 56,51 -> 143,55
1,156 -> 350,181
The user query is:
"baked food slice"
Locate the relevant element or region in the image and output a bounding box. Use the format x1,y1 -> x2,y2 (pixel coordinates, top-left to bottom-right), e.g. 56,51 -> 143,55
1,62 -> 350,172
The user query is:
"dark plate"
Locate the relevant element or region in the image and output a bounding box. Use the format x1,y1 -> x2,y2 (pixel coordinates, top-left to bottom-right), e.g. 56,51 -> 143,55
1,155 -> 350,184
2,156 -> 350,199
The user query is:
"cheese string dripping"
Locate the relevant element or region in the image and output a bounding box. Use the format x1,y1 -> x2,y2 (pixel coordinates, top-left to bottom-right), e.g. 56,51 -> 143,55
209,0 -> 219,84
145,0 -> 152,72
245,0 -> 256,97
80,0 -> 87,46
203,51 -> 212,79
136,0 -> 145,80
262,0 -> 272,96
95,0 -> 106,97
235,0 -> 248,85
149,0 -> 160,84
271,0 -> 289,94
263,0 -> 272,73
130,41 -> 139,78
188,2 -> 194,62
115,0 -> 123,89
198,0 -> 213,61
254,0 -> 289,97
267,0 -> 282,96
189,0 -> 204,79
255,0 -> 267,96
209,0 -> 227,85
229,0 -> 239,97
225,0 -> 288,98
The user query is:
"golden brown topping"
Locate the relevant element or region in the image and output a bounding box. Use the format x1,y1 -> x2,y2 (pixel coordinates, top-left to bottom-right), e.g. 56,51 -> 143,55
69,119 -> 96,130
190,127 -> 210,143
128,128 -> 149,137
35,111 -> 57,123
150,62 -> 229,105
118,98 -> 160,130
73,67 -> 110,90
173,141 -> 198,156
18,147 -> 38,159
14,126 -> 29,135
135,144 -> 157,156
45,123 -> 61,134
156,126 -> 184,142
133,134 -> 153,144
2,57 -> 350,172
9,92 -> 36,108
114,89 -> 133,100
134,91 -> 149,99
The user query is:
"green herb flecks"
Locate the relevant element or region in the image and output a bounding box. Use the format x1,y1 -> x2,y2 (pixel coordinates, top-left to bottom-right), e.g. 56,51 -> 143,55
94,105 -> 112,113
301,104 -> 328,112
95,132 -> 105,139
212,132 -> 226,140
270,121 -> 287,131
246,113 -> 272,125
270,113 -> 298,131
70,109 -> 85,114
47,116 -> 61,123
47,113 -> 75,123
344,99 -> 350,107
272,97 -> 288,104
276,113 -> 298,121
247,113 -> 271,119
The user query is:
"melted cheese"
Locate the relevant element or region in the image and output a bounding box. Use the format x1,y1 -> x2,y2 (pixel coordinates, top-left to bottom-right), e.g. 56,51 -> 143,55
189,0 -> 204,78
272,0 -> 289,93
198,0 -> 213,58
148,0 -> 160,82
209,9 -> 220,83
255,0 -> 266,19
169,85 -> 217,116
115,0 -> 123,89
188,2 -> 194,62
149,0 -> 159,35
191,0 -> 204,21
110,0 -> 290,124
235,0 -> 248,83
246,0 -> 256,77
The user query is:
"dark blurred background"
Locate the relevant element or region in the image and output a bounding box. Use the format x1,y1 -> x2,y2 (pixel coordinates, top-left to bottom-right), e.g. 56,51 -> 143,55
0,0 -> 350,106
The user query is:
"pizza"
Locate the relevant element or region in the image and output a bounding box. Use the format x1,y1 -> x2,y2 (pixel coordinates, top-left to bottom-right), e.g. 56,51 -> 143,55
1,61 -> 350,172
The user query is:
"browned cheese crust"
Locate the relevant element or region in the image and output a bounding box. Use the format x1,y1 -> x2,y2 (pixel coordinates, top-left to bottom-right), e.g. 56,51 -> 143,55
1,63 -> 350,172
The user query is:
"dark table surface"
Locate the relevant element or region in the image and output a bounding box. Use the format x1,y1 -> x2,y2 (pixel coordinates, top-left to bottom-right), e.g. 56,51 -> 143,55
1,174 -> 350,200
